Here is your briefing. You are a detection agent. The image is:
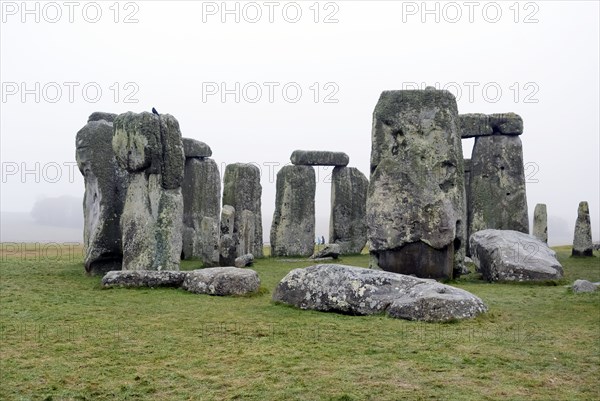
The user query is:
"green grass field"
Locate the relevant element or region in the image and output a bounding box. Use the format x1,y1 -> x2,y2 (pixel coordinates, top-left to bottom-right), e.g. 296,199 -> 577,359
1,244 -> 598,400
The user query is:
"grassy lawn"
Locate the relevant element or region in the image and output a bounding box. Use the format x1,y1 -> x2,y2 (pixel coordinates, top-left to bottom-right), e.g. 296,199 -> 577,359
0,244 -> 598,400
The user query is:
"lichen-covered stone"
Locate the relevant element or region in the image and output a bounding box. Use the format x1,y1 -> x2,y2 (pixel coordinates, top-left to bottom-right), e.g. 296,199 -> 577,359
102,270 -> 186,288
532,203 -> 548,243
330,167 -> 368,254
290,150 -> 349,166
222,164 -> 263,258
234,253 -> 254,268
459,112 -> 523,138
270,165 -> 316,257
572,201 -> 593,256
468,135 -> 529,237
182,137 -> 212,158
572,279 -> 599,293
470,229 -> 563,282
181,157 -> 220,266
272,264 -> 487,322
182,267 -> 260,295
76,113 -> 127,275
367,89 -> 466,279
310,243 -> 341,259
489,113 -> 523,135
113,112 -> 184,271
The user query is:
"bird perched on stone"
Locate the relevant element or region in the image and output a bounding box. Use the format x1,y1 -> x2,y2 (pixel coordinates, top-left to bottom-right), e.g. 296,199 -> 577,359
152,107 -> 159,116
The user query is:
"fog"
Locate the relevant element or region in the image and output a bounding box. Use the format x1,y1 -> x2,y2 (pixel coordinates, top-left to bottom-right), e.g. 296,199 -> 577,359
1,1 -> 598,246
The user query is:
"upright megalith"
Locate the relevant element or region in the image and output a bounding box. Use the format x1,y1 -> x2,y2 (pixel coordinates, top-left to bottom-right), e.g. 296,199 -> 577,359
181,138 -> 220,266
76,112 -> 127,275
112,111 -> 185,271
468,134 -> 529,237
367,89 -> 466,279
271,165 -> 316,257
330,166 -> 368,254
222,163 -> 263,258
532,203 -> 548,243
572,201 -> 593,257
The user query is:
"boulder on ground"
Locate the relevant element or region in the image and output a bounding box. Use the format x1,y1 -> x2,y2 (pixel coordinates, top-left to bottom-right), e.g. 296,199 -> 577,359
273,264 -> 487,322
182,267 -> 260,295
310,244 -> 341,259
102,270 -> 187,288
470,229 -> 563,282
234,254 -> 254,268
572,279 -> 599,293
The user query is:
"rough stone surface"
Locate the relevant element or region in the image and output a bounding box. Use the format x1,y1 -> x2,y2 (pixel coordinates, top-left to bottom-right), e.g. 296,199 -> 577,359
273,264 -> 487,322
88,112 -> 117,123
102,270 -> 186,288
219,234 -> 237,267
532,203 -> 548,243
181,157 -> 221,265
112,112 -> 185,271
593,242 -> 600,251
182,137 -> 212,158
468,135 -> 529,240
572,279 -> 599,293
222,164 -> 263,258
464,159 -> 472,255
459,113 -> 523,138
470,229 -> 563,282
270,165 -> 316,257
330,167 -> 368,254
572,201 -> 593,257
367,89 -> 466,279
290,150 -> 349,166
76,113 -> 127,275
311,243 -> 341,259
182,267 -> 260,295
489,113 -> 523,135
234,253 -> 254,268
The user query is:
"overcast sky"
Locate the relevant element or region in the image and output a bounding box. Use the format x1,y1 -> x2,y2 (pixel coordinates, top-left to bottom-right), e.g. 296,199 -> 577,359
1,0 -> 598,246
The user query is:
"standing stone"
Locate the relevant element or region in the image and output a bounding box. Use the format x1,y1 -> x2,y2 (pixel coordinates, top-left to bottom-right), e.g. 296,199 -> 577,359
112,111 -> 185,271
572,201 -> 593,257
76,112 -> 127,275
367,89 -> 466,279
464,159 -> 472,255
271,165 -> 316,257
329,166 -> 368,254
181,139 -> 220,266
468,135 -> 529,239
532,203 -> 548,243
222,164 -> 263,258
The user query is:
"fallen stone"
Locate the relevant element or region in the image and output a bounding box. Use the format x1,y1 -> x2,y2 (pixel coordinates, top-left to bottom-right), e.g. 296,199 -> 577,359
572,279 -> 599,293
234,253 -> 254,268
572,201 -> 593,257
290,150 -> 349,166
470,229 -> 563,282
330,167 -> 368,254
182,267 -> 260,295
182,137 -> 212,158
273,264 -> 487,322
102,270 -> 187,288
311,243 -> 341,259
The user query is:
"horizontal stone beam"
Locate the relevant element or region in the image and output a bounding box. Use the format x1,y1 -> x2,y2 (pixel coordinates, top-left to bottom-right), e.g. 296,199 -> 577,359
290,150 -> 349,166
460,112 -> 523,138
183,137 -> 212,158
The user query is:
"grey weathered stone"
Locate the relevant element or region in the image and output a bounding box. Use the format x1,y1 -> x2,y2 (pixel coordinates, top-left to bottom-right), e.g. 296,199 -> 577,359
330,167 -> 368,254
101,270 -> 186,288
468,135 -> 529,238
270,165 -> 316,257
572,201 -> 593,257
182,267 -> 260,295
273,264 -> 487,322
310,243 -> 341,259
489,113 -> 523,135
222,163 -> 263,258
459,113 -> 523,138
470,229 -> 563,282
532,203 -> 548,243
290,150 -> 349,166
464,158 -> 472,256
181,156 -> 221,266
88,112 -> 117,123
182,137 -> 212,158
572,279 -> 599,293
593,242 -> 600,251
367,89 -> 466,279
234,253 -> 254,268
113,111 -> 185,271
76,113 -> 127,275
219,234 -> 237,267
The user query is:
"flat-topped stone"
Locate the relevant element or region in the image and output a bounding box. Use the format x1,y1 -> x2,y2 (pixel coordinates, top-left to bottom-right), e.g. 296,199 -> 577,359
182,137 -> 212,158
460,112 -> 523,138
102,270 -> 187,288
290,150 -> 349,166
182,267 -> 260,295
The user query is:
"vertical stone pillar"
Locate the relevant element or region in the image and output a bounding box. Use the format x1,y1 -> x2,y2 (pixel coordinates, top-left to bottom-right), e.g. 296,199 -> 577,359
112,111 -> 185,271
532,203 -> 548,243
329,166 -> 368,254
367,89 -> 466,279
572,201 -> 593,256
270,165 -> 316,257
